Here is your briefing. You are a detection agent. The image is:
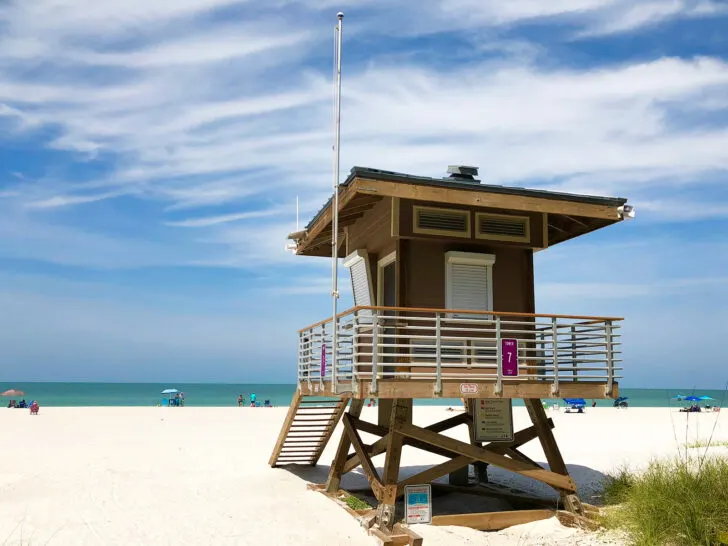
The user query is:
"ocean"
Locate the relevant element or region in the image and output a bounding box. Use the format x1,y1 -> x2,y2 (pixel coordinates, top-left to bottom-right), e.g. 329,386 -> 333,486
2,383 -> 727,408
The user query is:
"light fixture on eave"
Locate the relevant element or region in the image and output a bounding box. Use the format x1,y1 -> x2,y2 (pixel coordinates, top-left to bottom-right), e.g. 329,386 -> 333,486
618,204 -> 635,220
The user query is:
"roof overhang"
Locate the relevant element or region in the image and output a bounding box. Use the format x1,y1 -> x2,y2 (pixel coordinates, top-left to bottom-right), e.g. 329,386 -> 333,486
292,167 -> 631,256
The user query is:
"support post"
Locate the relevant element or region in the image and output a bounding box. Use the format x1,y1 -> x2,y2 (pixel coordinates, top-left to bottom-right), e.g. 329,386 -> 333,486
376,399 -> 410,531
466,399 -> 488,484
326,398 -> 364,493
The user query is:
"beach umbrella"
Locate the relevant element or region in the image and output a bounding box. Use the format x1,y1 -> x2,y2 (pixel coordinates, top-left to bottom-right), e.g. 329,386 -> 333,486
699,396 -> 715,401
1,389 -> 25,397
160,388 -> 179,395
563,398 -> 586,407
684,396 -> 700,402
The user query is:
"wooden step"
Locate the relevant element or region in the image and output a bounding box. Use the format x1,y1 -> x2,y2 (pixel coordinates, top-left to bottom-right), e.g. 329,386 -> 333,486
269,393 -> 350,467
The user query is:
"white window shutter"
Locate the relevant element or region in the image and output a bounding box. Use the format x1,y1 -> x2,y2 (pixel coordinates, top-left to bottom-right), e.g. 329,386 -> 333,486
343,250 -> 374,319
445,252 -> 495,318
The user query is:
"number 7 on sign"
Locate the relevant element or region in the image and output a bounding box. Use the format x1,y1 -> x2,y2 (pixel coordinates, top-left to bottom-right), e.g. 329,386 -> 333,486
501,339 -> 519,377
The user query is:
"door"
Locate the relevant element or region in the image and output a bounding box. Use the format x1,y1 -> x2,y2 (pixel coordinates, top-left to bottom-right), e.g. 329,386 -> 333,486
378,253 -> 397,379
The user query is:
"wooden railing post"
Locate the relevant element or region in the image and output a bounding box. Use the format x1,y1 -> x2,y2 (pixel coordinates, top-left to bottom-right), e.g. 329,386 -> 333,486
352,311 -> 359,394
495,316 -> 503,395
371,311 -> 379,395
435,312 -> 442,395
551,317 -> 559,396
320,323 -> 326,389
570,325 -> 577,379
605,320 -> 614,396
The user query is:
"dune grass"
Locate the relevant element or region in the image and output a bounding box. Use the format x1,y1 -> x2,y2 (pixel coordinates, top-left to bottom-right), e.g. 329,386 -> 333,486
685,439 -> 728,449
601,457 -> 728,545
343,495 -> 371,511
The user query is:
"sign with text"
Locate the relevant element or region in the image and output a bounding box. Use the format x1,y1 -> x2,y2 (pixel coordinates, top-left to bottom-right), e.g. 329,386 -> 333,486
321,344 -> 327,377
474,398 -> 514,442
501,338 -> 519,377
459,383 -> 479,395
404,484 -> 432,524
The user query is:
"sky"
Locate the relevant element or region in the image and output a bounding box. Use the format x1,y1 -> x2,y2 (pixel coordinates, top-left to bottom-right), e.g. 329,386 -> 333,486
0,1 -> 727,388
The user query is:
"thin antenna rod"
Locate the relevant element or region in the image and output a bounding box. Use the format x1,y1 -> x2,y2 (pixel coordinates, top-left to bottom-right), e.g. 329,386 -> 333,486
331,11 -> 344,389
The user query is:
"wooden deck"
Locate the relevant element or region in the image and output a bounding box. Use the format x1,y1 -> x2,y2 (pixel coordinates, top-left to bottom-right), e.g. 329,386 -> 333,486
298,379 -> 619,399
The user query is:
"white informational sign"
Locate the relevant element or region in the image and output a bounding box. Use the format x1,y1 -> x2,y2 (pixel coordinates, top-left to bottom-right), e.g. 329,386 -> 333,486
473,398 -> 514,442
404,484 -> 432,524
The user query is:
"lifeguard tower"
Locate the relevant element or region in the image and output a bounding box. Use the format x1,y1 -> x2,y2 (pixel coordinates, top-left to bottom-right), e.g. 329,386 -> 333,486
270,165 -> 631,544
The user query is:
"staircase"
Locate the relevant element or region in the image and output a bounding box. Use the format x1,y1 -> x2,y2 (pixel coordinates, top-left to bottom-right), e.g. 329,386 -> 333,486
269,391 -> 350,467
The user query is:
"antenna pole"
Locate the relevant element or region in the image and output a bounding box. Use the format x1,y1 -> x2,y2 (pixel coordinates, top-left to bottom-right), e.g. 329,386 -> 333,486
331,11 -> 344,391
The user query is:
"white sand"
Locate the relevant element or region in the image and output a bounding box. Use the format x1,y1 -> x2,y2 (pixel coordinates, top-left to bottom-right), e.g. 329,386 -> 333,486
1,405 -> 726,545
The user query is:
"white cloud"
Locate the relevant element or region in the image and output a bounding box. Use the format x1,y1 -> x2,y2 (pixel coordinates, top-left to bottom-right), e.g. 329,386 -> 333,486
0,0 -> 727,275
165,208 -> 281,228
577,0 -> 728,37
27,191 -> 128,209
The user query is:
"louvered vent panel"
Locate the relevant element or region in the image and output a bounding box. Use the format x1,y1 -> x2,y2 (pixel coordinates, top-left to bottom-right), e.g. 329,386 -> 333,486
414,207 -> 470,237
476,214 -> 530,242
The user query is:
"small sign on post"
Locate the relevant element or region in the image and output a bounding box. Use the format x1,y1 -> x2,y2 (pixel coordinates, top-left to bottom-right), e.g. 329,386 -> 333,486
474,398 -> 514,442
501,338 -> 519,377
404,484 -> 432,524
321,344 -> 327,377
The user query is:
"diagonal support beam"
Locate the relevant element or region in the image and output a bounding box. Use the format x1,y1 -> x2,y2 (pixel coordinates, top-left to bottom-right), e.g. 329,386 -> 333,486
396,456 -> 471,496
342,413 -> 471,474
326,399 -> 364,493
425,412 -> 470,433
397,422 -> 576,492
341,414 -> 385,499
487,418 -> 554,454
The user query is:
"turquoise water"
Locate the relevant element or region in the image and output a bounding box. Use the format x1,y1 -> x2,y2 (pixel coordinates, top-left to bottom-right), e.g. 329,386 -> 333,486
2,383 -> 727,408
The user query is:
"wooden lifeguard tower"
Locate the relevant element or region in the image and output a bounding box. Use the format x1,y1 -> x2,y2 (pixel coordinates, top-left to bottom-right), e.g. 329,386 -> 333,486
270,165 -> 632,544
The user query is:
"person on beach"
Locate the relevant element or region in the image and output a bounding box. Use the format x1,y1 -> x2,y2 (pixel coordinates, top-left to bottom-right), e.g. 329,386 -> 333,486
180,392 -> 185,407
237,394 -> 243,407
250,392 -> 256,407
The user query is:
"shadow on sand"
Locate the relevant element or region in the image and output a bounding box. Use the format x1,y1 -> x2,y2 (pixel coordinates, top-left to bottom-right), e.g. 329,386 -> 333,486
283,460 -> 609,520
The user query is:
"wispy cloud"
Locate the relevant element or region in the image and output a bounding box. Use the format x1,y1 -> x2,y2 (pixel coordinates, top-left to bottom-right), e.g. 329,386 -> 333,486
576,0 -> 728,37
27,191 -> 127,209
165,208 -> 281,228
0,1 -> 727,271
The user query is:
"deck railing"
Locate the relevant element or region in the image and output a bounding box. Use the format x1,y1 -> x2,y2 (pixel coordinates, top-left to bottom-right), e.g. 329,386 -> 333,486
298,306 -> 622,396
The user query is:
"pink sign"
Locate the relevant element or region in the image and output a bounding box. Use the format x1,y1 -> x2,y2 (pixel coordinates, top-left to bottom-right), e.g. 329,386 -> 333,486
321,344 -> 327,377
501,339 -> 519,377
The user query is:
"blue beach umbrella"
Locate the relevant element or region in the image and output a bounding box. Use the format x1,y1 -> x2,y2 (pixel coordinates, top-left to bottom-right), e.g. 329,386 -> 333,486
563,398 -> 586,407
699,396 -> 715,401
684,396 -> 700,402
161,388 -> 179,395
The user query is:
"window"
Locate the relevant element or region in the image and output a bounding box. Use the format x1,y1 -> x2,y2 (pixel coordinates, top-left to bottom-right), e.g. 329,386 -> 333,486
475,213 -> 530,243
445,251 -> 495,319
413,206 -> 471,238
376,251 -> 397,307
343,249 -> 374,319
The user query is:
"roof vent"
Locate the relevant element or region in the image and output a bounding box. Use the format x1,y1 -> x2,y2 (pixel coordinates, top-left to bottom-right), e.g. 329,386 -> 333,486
447,165 -> 479,183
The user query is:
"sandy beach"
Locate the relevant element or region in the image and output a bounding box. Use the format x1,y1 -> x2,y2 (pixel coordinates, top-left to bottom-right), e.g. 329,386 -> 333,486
1,405 -> 726,545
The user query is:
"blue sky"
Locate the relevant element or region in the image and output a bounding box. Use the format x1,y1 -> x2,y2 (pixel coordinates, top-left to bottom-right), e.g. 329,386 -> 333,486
1,1 -> 727,387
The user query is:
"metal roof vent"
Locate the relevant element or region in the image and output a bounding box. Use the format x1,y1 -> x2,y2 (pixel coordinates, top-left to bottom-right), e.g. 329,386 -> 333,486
447,165 -> 480,183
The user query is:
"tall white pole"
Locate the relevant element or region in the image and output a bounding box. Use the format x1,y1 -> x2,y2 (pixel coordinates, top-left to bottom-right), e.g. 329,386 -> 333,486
331,12 -> 344,390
